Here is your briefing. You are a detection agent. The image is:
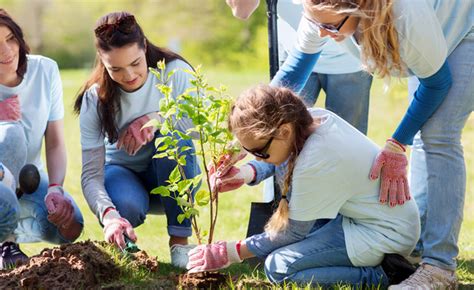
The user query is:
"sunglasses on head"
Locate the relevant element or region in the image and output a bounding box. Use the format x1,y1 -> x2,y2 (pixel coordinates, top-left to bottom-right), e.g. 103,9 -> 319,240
242,137 -> 274,159
94,15 -> 136,41
303,13 -> 349,34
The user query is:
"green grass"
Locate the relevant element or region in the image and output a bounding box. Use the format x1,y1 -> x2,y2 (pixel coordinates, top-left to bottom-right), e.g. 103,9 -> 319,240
22,69 -> 474,286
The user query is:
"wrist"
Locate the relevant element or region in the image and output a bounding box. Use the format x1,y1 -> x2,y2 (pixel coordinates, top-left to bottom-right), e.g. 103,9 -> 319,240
102,207 -> 120,224
226,241 -> 243,264
47,184 -> 64,195
385,138 -> 406,154
243,164 -> 256,184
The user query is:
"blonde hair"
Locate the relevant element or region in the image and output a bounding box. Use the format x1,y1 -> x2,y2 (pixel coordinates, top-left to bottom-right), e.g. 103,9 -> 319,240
229,85 -> 314,237
303,0 -> 404,78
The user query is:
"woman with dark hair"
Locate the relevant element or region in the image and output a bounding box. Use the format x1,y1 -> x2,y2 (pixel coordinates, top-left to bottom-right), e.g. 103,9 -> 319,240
74,11 -> 199,268
0,9 -> 84,269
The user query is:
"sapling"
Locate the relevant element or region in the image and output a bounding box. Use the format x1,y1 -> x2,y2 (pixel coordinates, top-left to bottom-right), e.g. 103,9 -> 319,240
146,61 -> 241,244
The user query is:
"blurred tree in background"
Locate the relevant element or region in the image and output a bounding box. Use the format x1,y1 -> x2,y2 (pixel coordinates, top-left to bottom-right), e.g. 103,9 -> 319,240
0,0 -> 268,70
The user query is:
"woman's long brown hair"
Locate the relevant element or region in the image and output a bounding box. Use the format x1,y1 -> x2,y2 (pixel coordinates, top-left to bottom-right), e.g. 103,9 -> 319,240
74,11 -> 190,143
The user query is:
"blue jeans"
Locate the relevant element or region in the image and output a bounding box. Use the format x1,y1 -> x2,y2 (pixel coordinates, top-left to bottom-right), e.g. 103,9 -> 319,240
104,136 -> 199,238
263,216 -> 388,287
409,31 -> 474,271
0,122 -> 83,244
300,71 -> 373,134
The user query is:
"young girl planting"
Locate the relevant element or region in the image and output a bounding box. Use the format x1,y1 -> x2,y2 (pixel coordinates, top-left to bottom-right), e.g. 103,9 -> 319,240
187,85 -> 420,287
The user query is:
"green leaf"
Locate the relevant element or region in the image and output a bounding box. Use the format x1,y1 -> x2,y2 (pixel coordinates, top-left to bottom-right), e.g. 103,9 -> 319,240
153,152 -> 168,159
192,175 -> 203,187
177,155 -> 187,166
150,186 -> 170,197
185,208 -> 199,218
176,197 -> 192,207
195,189 -> 210,206
169,165 -> 181,184
177,213 -> 186,224
177,179 -> 193,194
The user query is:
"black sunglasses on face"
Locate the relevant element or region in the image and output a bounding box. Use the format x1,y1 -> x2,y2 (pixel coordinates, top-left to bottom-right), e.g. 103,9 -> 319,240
242,137 -> 274,159
303,13 -> 349,34
94,15 -> 136,41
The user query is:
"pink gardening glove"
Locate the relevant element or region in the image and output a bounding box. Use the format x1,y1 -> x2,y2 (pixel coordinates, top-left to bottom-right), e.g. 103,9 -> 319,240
102,209 -> 137,250
187,241 -> 242,273
369,138 -> 410,207
44,185 -> 76,229
209,148 -> 250,194
117,113 -> 156,156
0,95 -> 21,121
210,163 -> 255,194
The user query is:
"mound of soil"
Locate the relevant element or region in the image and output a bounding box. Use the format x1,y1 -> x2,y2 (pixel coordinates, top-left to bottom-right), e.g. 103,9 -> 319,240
179,271 -> 228,289
0,240 -> 158,289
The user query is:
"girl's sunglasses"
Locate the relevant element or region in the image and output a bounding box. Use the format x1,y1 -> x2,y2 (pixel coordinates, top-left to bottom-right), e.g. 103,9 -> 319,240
94,15 -> 136,41
242,137 -> 274,159
303,13 -> 349,34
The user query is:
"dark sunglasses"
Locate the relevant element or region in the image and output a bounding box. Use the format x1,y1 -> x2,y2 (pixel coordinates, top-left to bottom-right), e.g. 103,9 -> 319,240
303,13 -> 349,34
242,137 -> 274,159
94,15 -> 136,41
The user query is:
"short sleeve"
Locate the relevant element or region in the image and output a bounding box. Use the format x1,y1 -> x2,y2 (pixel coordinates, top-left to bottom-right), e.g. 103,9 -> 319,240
395,0 -> 447,78
79,87 -> 104,149
48,61 -> 64,121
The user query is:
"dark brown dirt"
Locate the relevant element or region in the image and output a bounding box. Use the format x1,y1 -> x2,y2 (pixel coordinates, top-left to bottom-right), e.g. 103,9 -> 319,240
0,240 -> 159,289
178,271 -> 228,289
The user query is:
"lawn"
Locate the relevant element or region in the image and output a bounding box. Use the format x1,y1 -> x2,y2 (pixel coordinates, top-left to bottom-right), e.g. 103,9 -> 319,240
22,68 -> 474,286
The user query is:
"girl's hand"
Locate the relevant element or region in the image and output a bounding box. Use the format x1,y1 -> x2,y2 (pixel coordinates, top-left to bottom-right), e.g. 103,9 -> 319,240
102,209 -> 137,250
369,138 -> 410,207
0,95 -> 21,121
186,241 -> 242,273
117,113 -> 156,155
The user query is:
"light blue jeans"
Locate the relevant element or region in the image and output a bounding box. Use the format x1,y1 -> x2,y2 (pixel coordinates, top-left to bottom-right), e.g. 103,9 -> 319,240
0,122 -> 84,244
104,135 -> 200,238
261,215 -> 388,287
409,30 -> 474,271
300,71 -> 373,134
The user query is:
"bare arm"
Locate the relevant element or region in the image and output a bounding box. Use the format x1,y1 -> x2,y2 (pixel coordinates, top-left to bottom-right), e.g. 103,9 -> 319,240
226,0 -> 260,20
45,119 -> 67,185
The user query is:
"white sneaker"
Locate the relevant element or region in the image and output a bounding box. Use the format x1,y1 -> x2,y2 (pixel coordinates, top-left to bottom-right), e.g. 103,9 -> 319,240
170,244 -> 196,268
388,263 -> 458,290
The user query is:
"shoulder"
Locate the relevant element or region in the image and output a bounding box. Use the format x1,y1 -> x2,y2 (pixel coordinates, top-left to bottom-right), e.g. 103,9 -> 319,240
164,59 -> 193,73
80,84 -> 100,112
27,55 -> 59,73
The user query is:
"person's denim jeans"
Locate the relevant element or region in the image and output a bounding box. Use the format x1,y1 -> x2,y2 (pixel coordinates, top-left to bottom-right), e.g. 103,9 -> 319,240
409,30 -> 474,271
14,171 -> 84,244
262,215 -> 388,288
300,71 -> 373,135
0,122 -> 83,244
104,135 -> 200,238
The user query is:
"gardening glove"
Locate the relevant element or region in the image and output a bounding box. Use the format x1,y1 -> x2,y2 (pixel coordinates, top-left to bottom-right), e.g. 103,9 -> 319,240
0,95 -> 21,121
117,112 -> 157,156
102,209 -> 137,250
210,164 -> 255,194
187,241 -> 242,273
226,0 -> 260,20
45,185 -> 76,229
369,138 -> 410,207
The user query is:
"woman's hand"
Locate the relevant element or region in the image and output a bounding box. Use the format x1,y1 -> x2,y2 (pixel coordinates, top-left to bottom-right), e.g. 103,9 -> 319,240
369,138 -> 411,207
187,241 -> 242,273
0,95 -> 21,121
117,113 -> 156,155
102,209 -> 137,250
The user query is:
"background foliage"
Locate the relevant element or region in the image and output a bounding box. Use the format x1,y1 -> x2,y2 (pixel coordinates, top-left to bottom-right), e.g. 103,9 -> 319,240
0,0 -> 268,70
